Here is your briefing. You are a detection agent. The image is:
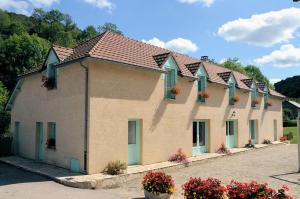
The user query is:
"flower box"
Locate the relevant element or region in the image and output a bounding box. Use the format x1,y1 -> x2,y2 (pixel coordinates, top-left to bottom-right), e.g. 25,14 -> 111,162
168,85 -> 180,96
42,76 -> 56,90
198,91 -> 210,99
267,101 -> 272,107
232,95 -> 240,103
252,98 -> 260,105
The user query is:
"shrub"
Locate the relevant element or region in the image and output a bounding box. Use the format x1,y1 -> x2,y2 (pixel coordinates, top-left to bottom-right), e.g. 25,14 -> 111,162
169,85 -> 180,95
280,135 -> 288,142
182,177 -> 227,199
142,171 -> 175,195
169,148 -> 190,165
104,160 -> 127,175
244,139 -> 255,148
216,144 -> 231,154
283,120 -> 297,127
227,180 -> 293,199
262,139 -> 271,144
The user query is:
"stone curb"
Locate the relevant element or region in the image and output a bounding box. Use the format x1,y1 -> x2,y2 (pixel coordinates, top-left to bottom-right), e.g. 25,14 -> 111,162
0,142 -> 285,189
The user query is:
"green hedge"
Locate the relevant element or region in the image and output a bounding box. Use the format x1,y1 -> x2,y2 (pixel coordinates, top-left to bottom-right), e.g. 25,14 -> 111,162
283,120 -> 297,127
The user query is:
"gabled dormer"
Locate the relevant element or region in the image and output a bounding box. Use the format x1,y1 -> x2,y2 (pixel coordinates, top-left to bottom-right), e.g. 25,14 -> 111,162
250,81 -> 258,108
228,73 -> 238,105
196,64 -> 208,102
263,86 -> 270,109
42,48 -> 60,90
154,53 -> 180,100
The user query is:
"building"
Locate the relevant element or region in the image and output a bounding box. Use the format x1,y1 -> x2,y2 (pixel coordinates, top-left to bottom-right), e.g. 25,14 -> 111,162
283,100 -> 300,119
6,31 -> 285,174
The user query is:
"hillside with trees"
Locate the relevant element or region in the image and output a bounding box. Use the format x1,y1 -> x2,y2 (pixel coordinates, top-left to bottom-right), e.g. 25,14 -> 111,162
275,76 -> 300,101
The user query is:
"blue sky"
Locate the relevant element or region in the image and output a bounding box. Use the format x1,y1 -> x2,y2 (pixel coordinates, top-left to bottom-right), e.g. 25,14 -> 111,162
1,0 -> 300,83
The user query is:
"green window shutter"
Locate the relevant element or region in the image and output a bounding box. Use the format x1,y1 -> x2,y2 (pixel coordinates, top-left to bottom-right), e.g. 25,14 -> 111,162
229,83 -> 235,105
197,77 -> 205,102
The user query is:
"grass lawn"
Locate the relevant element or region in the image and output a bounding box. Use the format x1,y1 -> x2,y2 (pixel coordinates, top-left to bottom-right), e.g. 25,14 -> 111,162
283,127 -> 298,144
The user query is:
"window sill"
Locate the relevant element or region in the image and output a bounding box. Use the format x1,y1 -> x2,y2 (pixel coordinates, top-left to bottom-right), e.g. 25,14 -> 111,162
46,146 -> 56,150
164,98 -> 176,101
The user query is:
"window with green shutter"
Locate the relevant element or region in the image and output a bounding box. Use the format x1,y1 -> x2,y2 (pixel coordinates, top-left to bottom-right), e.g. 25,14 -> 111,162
251,83 -> 257,108
264,92 -> 269,109
197,76 -> 206,102
47,122 -> 56,149
165,69 -> 176,99
229,82 -> 236,105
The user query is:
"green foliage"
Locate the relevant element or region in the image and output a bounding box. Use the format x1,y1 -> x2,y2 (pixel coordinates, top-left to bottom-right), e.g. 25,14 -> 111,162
283,109 -> 293,121
284,127 -> 298,144
220,58 -> 270,85
98,22 -> 123,35
275,76 -> 300,99
0,8 -> 122,91
0,33 -> 50,90
0,82 -> 10,134
283,120 -> 297,127
104,160 -> 127,175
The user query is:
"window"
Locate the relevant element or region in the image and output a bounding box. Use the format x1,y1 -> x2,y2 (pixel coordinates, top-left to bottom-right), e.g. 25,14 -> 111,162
264,92 -> 269,109
197,76 -> 207,102
45,63 -> 57,90
165,69 -> 176,99
193,121 -> 206,147
229,82 -> 236,105
47,122 -> 56,149
128,121 -> 136,145
251,84 -> 257,108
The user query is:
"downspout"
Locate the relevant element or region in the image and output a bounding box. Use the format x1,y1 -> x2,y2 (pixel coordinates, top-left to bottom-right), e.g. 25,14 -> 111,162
79,60 -> 89,173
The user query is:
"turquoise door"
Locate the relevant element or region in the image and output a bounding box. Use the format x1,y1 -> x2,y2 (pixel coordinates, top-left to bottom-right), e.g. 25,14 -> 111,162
192,121 -> 208,155
249,120 -> 257,144
36,122 -> 44,161
226,121 -> 236,149
15,122 -> 20,155
128,120 -> 140,165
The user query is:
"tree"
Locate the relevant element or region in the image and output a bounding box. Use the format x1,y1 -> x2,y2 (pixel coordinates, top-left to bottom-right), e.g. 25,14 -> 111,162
244,65 -> 270,85
0,82 -> 9,134
81,25 -> 98,41
0,33 -> 49,90
98,22 -> 123,35
275,76 -> 300,99
220,58 -> 247,74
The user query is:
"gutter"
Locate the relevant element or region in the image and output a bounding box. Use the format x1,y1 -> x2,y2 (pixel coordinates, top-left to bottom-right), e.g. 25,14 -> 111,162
79,60 -> 89,173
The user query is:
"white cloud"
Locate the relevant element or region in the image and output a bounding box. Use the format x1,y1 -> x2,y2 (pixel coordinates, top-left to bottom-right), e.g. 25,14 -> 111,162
28,0 -> 59,7
178,0 -> 215,7
83,0 -> 113,11
270,78 -> 281,84
255,44 -> 300,68
218,8 -> 300,47
0,0 -> 59,15
142,37 -> 198,54
0,0 -> 30,15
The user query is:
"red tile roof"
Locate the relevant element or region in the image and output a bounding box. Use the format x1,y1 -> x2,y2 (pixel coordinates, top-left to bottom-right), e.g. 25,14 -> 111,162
23,31 -> 285,98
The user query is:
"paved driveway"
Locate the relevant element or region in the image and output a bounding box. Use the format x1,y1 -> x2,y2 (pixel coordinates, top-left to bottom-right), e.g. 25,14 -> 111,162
106,144 -> 300,198
0,144 -> 299,199
0,162 -> 121,199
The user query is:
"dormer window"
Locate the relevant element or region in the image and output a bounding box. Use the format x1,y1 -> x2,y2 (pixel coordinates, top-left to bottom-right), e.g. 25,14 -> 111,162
42,49 -> 59,90
264,88 -> 270,109
228,75 -> 237,105
251,83 -> 258,108
165,68 -> 177,99
196,66 -> 208,103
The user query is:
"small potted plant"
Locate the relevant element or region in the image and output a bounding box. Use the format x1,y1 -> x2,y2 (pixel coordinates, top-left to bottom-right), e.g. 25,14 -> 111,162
198,91 -> 210,99
216,143 -> 231,154
262,139 -> 271,144
245,139 -> 255,148
142,171 -> 175,199
232,95 -> 240,103
169,148 -> 191,166
168,85 -> 180,96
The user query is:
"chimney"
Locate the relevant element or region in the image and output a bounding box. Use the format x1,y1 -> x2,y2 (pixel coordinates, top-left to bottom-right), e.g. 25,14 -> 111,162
201,56 -> 209,61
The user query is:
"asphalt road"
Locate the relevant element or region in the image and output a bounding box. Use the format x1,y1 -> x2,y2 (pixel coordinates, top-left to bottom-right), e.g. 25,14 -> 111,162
0,162 -> 121,199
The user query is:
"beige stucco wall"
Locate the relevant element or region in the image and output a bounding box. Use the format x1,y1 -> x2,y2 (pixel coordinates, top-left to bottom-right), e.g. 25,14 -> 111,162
10,63 -> 85,171
87,60 -> 283,174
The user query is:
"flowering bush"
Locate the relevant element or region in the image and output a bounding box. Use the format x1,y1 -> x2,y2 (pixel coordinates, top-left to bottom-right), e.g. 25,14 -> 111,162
198,91 -> 210,99
232,95 -> 240,103
182,177 -> 227,199
227,180 -> 293,199
169,148 -> 191,165
280,135 -> 288,142
244,140 -> 255,148
216,144 -> 231,154
142,171 -> 175,195
169,85 -> 180,95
